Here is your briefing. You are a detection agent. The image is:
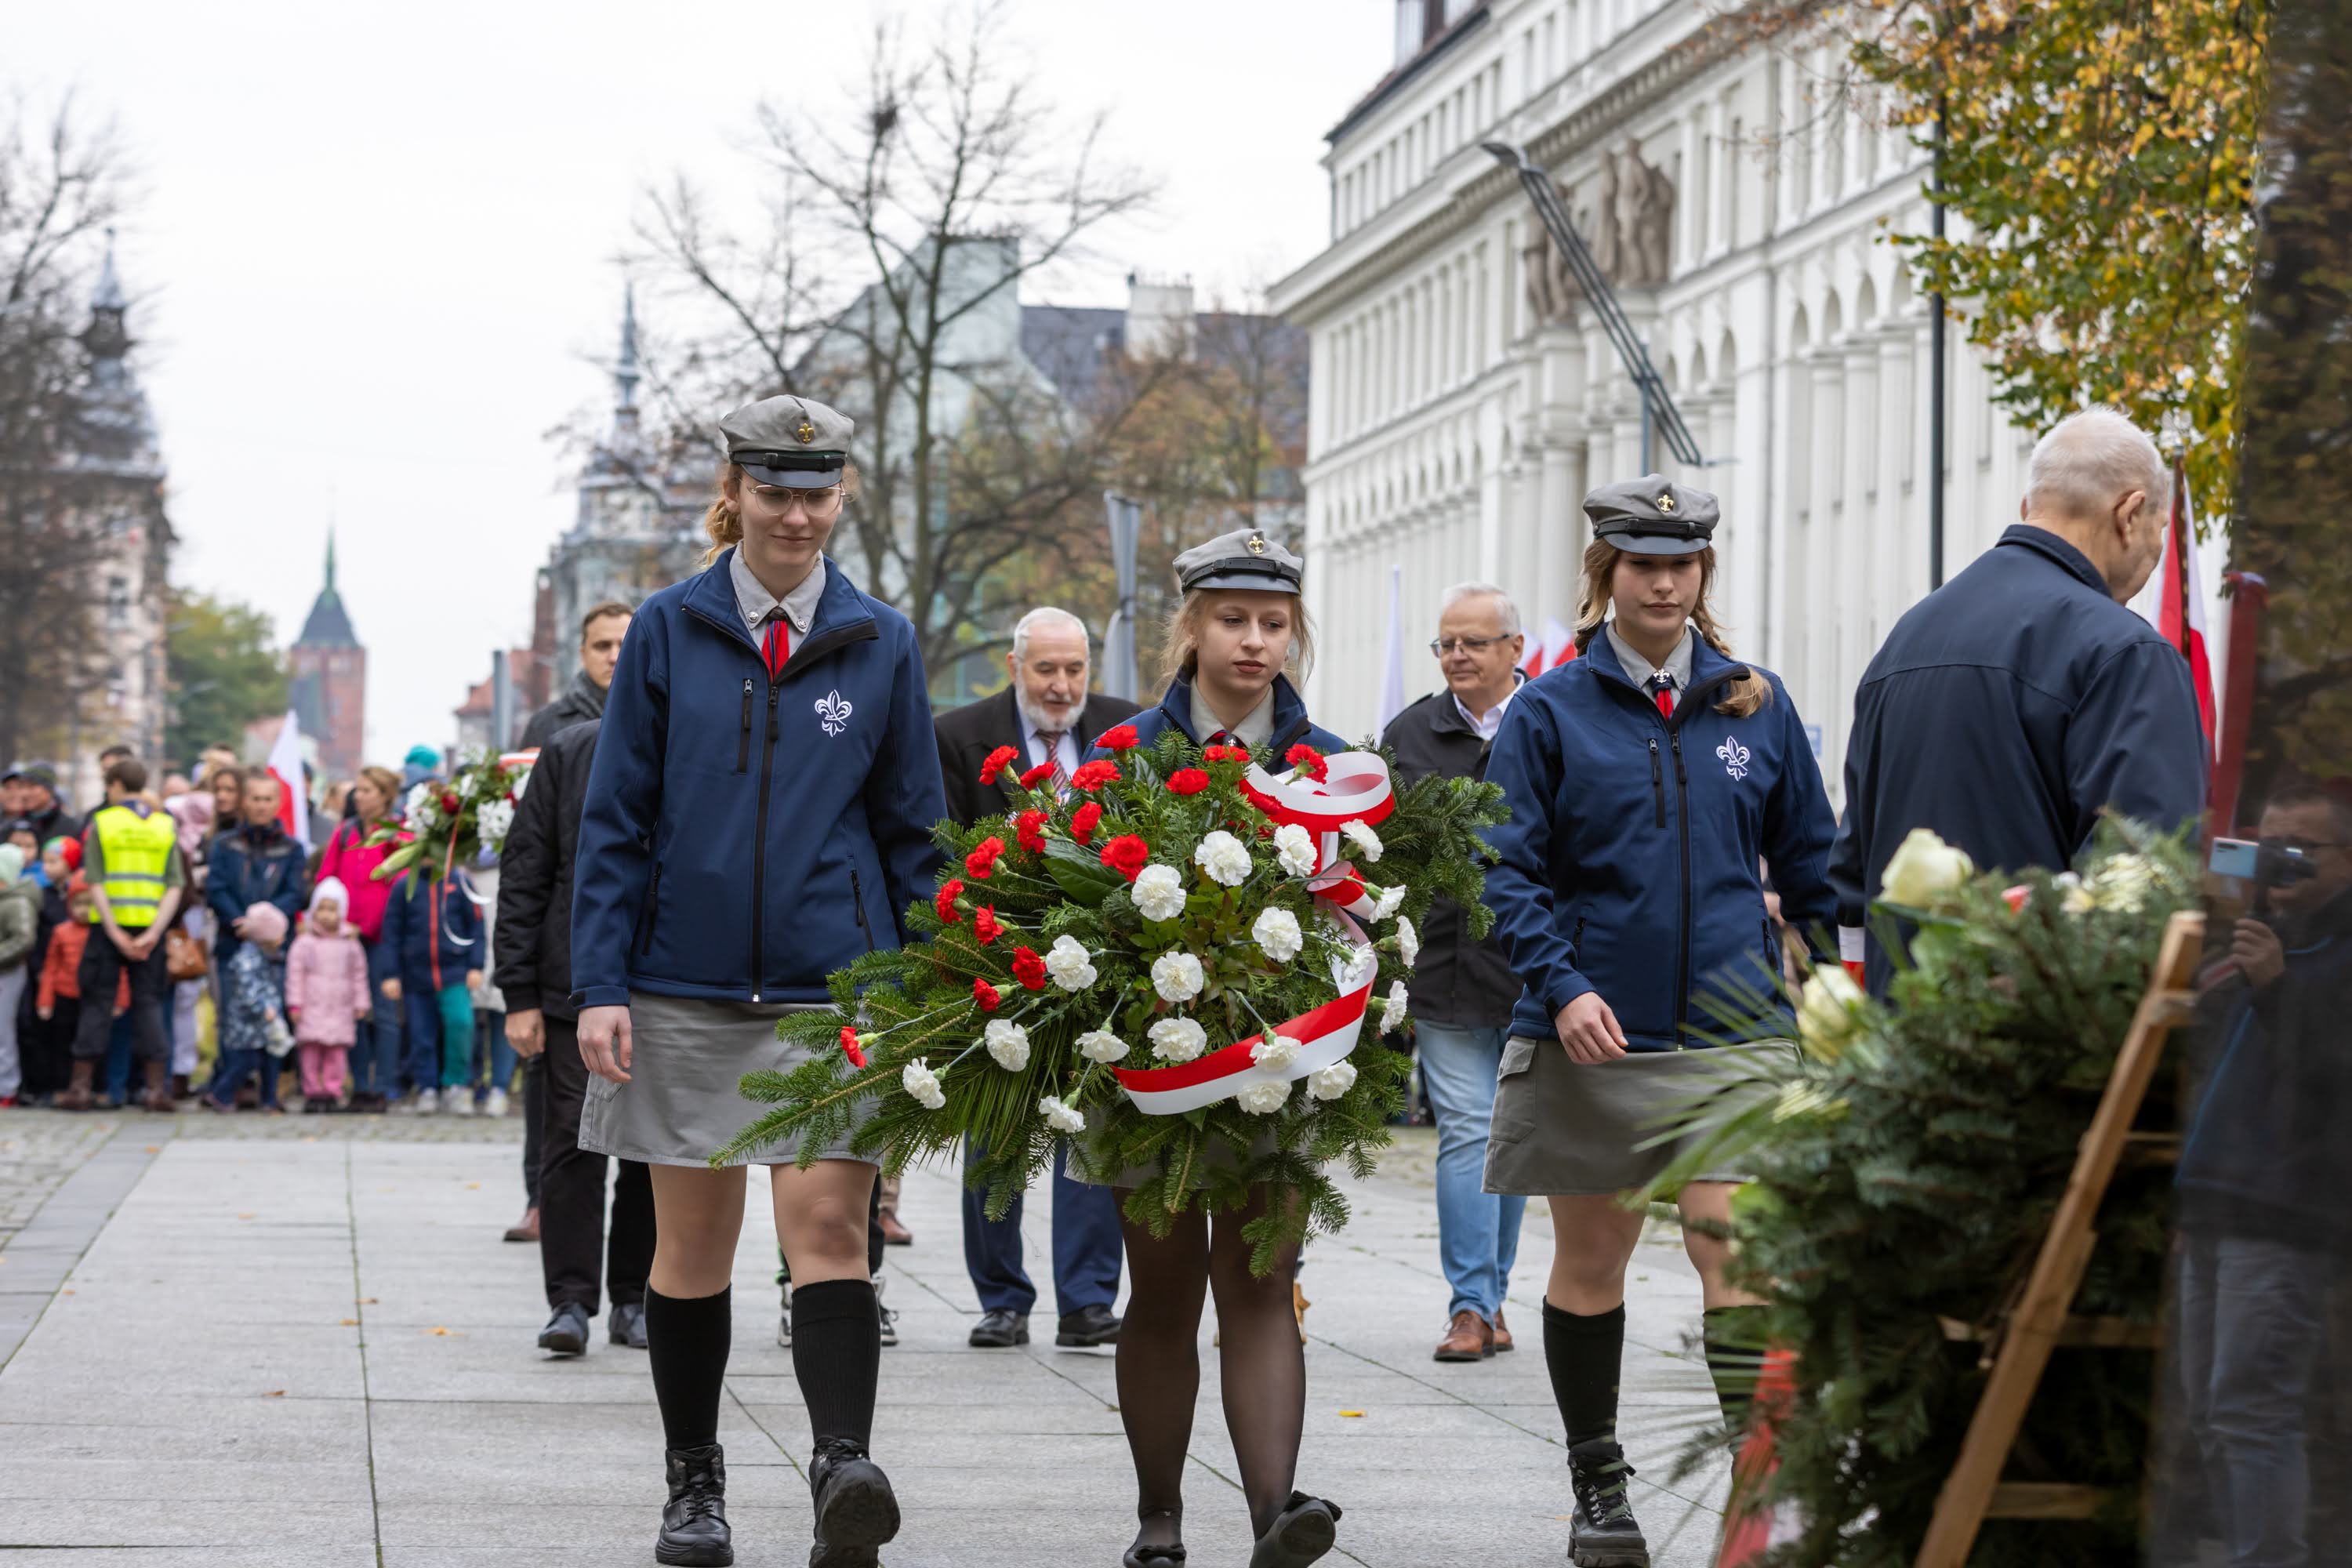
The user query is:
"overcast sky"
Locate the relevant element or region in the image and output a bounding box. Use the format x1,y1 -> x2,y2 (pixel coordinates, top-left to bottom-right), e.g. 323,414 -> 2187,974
9,1 -> 1388,764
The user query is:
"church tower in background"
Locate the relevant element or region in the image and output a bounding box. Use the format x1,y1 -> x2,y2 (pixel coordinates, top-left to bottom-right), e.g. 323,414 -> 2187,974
289,532 -> 367,777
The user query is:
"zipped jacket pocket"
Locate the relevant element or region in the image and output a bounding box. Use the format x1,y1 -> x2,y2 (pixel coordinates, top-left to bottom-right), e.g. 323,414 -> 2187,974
851,869 -> 877,953
1647,739 -> 1666,829
738,680 -> 753,773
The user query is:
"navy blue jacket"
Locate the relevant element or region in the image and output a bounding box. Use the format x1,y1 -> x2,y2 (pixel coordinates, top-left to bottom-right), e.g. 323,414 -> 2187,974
379,871 -> 484,987
206,822 -> 307,971
570,551 -> 948,1009
1828,525 -> 2206,989
1107,671 -> 1346,760
1483,633 -> 1838,1049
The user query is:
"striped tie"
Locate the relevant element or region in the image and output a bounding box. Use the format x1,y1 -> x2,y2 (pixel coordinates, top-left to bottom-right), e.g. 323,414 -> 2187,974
1036,732 -> 1068,793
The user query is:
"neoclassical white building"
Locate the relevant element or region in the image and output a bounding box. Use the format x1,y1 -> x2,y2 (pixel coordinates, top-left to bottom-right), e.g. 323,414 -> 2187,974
1270,0 -> 2038,797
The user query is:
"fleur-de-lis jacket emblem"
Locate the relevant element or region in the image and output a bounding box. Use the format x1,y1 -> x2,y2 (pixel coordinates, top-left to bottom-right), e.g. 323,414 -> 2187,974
815,690 -> 854,737
1716,736 -> 1751,781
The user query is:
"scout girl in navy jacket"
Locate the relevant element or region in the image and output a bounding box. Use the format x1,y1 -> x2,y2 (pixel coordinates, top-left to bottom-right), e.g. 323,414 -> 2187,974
1479,476 -> 1837,1568
569,394 -> 946,1568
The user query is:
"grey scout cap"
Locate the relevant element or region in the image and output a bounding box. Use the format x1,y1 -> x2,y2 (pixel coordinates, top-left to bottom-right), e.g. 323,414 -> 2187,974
1583,474 -> 1720,557
1174,527 -> 1304,595
720,394 -> 855,489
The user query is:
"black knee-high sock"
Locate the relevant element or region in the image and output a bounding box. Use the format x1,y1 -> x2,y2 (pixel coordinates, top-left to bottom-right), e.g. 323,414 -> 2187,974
644,1286 -> 732,1451
1703,1305 -> 1767,1432
792,1278 -> 880,1449
1543,1300 -> 1625,1449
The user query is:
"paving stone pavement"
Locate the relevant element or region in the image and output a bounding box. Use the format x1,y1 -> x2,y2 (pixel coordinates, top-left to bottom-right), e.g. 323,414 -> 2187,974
0,1108 -> 1731,1567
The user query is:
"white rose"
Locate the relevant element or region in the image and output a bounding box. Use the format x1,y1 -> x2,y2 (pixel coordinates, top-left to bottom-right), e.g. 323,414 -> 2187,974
1251,1033 -> 1302,1071
1341,818 -> 1385,863
1383,980 -> 1410,1033
1251,906 -> 1304,964
984,1019 -> 1031,1072
1148,1017 -> 1208,1062
1193,829 -> 1254,887
1372,883 -> 1407,920
1272,822 -> 1319,877
1077,1029 -> 1129,1063
1132,863 -> 1187,922
1236,1079 -> 1292,1116
1795,966 -> 1866,1064
1879,827 -> 1975,908
1395,914 -> 1419,967
901,1058 -> 946,1110
1039,1094 -> 1087,1135
1308,1060 -> 1358,1100
1044,934 -> 1098,991
1150,950 -> 1206,1004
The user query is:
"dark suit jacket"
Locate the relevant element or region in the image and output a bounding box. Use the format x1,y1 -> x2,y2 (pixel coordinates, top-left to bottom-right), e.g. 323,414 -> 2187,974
933,688 -> 1145,829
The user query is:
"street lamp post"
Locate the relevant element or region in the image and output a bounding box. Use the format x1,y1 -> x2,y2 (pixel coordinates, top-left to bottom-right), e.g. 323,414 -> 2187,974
1102,492 -> 1142,702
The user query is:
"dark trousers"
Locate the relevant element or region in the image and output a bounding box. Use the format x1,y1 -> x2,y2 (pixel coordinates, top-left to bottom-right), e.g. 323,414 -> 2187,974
521,1055 -> 544,1206
71,933 -> 168,1063
25,995 -> 77,1098
209,1046 -> 282,1110
962,1138 -> 1123,1318
538,1015 -> 655,1316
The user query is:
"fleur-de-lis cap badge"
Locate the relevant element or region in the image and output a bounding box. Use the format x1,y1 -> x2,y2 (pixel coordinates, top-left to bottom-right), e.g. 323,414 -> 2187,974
1246,532 -> 1267,554
1656,490 -> 1677,514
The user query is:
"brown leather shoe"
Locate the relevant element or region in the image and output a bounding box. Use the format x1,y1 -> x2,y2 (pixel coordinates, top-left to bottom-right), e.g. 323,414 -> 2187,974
877,1210 -> 914,1247
1432,1308 -> 1493,1362
503,1207 -> 539,1243
1491,1307 -> 1515,1353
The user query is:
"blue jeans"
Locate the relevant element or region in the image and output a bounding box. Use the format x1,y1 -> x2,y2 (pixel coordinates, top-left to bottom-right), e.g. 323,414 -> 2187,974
2176,1231 -> 2324,1568
104,1014 -> 135,1104
209,1047 -> 281,1110
962,1138 -> 1123,1318
353,938 -> 403,1098
470,1009 -> 513,1101
1415,1022 -> 1526,1321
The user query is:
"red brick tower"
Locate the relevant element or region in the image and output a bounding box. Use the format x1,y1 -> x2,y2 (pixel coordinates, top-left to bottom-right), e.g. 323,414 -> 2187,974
288,532 -> 368,778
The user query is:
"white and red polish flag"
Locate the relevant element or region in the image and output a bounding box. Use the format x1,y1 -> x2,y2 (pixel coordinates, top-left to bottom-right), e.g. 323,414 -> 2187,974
265,707 -> 310,855
2158,457 -> 2218,755
1519,616 -> 1577,677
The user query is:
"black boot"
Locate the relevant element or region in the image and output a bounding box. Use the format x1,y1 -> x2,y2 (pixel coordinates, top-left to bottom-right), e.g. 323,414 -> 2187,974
1566,1439 -> 1649,1567
808,1436 -> 899,1568
655,1443 -> 731,1567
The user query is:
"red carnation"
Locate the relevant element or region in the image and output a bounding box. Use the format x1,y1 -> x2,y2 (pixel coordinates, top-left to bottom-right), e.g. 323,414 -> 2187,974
973,977 -> 1001,1011
935,877 -> 966,924
1069,759 -> 1121,792
440,790 -> 462,815
1070,801 -> 1102,844
1098,833 -> 1150,881
964,836 -> 1006,879
1284,743 -> 1328,782
1166,768 -> 1210,796
1098,724 -> 1140,751
1018,760 -> 1057,790
973,905 -> 1003,946
1014,808 -> 1048,853
1011,945 -> 1049,991
838,1026 -> 868,1069
1203,745 -> 1227,762
1227,745 -> 1252,764
978,745 -> 1020,786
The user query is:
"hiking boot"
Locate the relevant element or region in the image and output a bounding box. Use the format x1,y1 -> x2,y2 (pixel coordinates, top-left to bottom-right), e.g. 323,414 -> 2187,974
808,1436 -> 898,1568
655,1443 -> 731,1566
1566,1439 -> 1649,1567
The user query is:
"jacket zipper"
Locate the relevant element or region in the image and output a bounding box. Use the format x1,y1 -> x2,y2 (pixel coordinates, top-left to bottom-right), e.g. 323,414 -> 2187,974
1646,739 -> 1665,829
738,680 -> 753,773
751,681 -> 779,1000
1670,727 -> 1693,1040
851,868 -> 876,952
638,863 -> 662,956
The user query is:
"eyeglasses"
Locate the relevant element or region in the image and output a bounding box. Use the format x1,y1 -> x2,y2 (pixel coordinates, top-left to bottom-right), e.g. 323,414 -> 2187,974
1430,635 -> 1509,655
753,487 -> 844,518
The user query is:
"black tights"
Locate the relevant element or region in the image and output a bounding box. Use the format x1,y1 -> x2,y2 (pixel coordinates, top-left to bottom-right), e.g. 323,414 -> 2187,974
1115,1185 -> 1305,1548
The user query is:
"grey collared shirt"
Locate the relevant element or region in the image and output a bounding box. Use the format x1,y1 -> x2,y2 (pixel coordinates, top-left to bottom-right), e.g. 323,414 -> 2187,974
730,551 -> 827,642
1605,621 -> 1695,706
1189,684 -> 1276,750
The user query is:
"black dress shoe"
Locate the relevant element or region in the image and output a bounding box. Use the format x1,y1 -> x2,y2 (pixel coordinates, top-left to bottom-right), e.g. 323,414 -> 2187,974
538,1301 -> 590,1356
609,1300 -> 649,1348
1248,1491 -> 1341,1568
1057,1303 -> 1122,1347
657,1443 -> 731,1566
809,1437 -> 899,1568
968,1308 -> 1029,1348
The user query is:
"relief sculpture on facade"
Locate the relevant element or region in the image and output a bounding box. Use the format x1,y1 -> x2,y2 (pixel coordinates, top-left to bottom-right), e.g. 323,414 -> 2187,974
1521,139 -> 1677,327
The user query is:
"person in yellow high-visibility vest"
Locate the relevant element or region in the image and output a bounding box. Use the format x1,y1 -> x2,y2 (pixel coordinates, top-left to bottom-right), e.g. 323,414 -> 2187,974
60,757 -> 185,1112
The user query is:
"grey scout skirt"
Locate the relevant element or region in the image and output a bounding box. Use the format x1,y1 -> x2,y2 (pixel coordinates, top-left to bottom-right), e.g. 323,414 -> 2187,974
579,993 -> 869,1169
1483,1034 -> 1798,1196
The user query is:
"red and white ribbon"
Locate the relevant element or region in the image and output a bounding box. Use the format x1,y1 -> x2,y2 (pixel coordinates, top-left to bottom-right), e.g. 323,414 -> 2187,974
1112,752 -> 1393,1115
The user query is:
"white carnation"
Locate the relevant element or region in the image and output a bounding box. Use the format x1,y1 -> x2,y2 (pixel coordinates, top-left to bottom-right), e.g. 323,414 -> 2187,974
2085,853 -> 2164,915
1077,1029 -> 1129,1063
1236,1079 -> 1292,1116
1150,950 -> 1206,1004
404,782 -> 441,829
901,1058 -> 946,1110
1251,906 -> 1304,964
1372,883 -> 1406,920
1307,1060 -> 1358,1100
1251,1034 -> 1302,1071
1341,818 -> 1385,863
1132,863 -> 1187,922
1044,934 -> 1098,991
1193,829 -> 1254,887
1148,1017 -> 1208,1062
476,798 -> 515,851
984,1019 -> 1031,1072
1383,980 -> 1409,1033
1395,914 -> 1419,967
1272,822 -> 1319,877
1039,1094 -> 1087,1135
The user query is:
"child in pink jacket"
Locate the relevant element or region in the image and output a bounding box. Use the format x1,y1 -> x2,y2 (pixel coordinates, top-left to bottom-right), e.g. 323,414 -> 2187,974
285,878 -> 372,1110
